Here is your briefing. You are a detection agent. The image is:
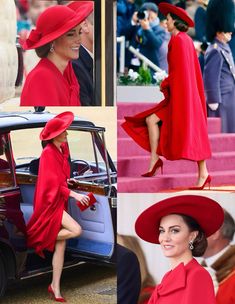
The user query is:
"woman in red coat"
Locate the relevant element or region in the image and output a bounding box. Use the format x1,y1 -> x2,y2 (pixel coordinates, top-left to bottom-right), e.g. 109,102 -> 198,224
122,3 -> 211,189
20,4 -> 93,106
27,112 -> 90,302
135,195 -> 224,303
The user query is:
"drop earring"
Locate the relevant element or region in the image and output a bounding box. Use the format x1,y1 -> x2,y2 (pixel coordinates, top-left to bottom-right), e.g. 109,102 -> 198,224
50,44 -> 54,52
189,240 -> 194,250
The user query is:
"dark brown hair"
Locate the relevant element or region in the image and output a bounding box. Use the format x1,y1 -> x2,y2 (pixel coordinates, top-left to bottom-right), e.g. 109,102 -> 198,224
35,42 -> 51,58
170,13 -> 189,32
180,214 -> 208,257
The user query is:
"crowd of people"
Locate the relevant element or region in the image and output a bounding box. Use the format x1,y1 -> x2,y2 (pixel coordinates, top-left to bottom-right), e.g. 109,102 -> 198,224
117,0 -> 235,133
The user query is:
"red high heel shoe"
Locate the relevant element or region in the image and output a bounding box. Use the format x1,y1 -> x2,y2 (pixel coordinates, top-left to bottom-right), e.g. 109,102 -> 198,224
48,285 -> 66,303
189,175 -> 211,190
141,158 -> 163,177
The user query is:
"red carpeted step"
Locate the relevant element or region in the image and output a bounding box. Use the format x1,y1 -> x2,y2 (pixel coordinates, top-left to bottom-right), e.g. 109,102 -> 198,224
118,152 -> 235,177
118,133 -> 235,157
118,171 -> 235,193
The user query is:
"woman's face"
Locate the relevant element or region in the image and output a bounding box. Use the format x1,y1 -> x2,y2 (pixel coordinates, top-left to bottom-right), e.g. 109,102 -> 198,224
53,131 -> 68,144
159,214 -> 197,259
53,24 -> 82,61
166,13 -> 175,32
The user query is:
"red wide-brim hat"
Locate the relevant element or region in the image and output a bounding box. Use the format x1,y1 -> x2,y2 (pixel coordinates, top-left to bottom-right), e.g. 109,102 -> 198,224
23,5 -> 92,50
68,1 -> 94,16
135,195 -> 224,244
159,3 -> 194,27
40,111 -> 74,141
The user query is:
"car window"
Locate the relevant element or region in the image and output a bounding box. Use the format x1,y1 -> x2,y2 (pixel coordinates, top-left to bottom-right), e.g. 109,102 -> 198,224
10,129 -> 42,165
0,134 -> 15,189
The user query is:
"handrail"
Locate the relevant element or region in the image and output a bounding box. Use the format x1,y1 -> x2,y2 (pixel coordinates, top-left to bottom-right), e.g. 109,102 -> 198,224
128,46 -> 163,72
117,36 -> 126,73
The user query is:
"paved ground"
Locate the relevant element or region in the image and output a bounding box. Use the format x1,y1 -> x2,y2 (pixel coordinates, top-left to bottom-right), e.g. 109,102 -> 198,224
3,263 -> 116,304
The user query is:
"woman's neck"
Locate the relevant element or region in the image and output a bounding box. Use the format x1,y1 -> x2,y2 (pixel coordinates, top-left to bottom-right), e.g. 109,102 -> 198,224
172,28 -> 180,36
47,53 -> 69,74
52,140 -> 62,152
169,253 -> 193,269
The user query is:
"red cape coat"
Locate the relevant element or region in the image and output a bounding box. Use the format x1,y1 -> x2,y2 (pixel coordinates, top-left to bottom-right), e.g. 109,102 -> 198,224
20,58 -> 81,106
122,32 -> 211,161
148,259 -> 216,304
27,143 -> 70,258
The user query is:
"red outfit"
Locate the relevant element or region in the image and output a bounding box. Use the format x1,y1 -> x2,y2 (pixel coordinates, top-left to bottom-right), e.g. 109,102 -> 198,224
216,270 -> 235,304
27,143 -> 70,257
20,58 -> 80,106
122,32 -> 211,161
148,259 -> 216,304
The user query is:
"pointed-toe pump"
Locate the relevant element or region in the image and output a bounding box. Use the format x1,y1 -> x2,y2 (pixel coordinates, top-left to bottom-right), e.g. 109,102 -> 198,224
189,175 -> 211,190
48,285 -> 66,303
141,158 -> 163,177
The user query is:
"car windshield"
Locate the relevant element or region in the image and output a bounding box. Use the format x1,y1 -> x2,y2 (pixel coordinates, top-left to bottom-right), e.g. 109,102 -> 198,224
10,127 -> 116,185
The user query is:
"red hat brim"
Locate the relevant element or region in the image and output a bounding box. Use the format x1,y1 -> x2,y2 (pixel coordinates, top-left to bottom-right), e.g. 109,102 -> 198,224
40,111 -> 74,141
159,3 -> 194,27
135,195 -> 224,244
23,5 -> 91,50
68,1 -> 94,17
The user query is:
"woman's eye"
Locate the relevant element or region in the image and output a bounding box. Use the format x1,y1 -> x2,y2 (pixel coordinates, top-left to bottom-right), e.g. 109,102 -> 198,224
159,229 -> 164,234
171,229 -> 179,233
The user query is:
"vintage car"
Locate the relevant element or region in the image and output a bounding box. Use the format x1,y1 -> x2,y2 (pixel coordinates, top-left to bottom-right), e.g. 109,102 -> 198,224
0,111 -> 117,297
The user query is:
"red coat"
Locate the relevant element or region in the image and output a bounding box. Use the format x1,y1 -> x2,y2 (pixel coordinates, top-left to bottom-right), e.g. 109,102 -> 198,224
216,269 -> 235,304
20,58 -> 81,106
122,32 -> 211,161
148,259 -> 216,304
27,143 -> 70,257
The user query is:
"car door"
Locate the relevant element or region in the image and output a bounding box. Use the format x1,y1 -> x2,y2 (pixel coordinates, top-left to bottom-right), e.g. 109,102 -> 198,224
65,128 -> 117,261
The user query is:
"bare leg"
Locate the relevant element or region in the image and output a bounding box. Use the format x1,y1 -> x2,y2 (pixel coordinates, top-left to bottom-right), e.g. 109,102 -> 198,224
50,211 -> 82,298
196,160 -> 209,186
145,113 -> 161,171
57,210 -> 82,240
51,240 -> 66,298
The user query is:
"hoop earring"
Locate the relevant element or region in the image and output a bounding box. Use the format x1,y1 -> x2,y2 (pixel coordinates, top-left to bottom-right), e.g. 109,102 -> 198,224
50,44 -> 54,53
189,240 -> 194,250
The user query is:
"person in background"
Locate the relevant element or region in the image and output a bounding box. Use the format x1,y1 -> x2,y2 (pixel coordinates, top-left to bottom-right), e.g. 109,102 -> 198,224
117,243 -> 142,304
202,209 -> 235,304
194,0 -> 208,43
203,0 -> 235,133
117,234 -> 156,303
127,2 -> 167,74
135,195 -> 224,303
68,1 -> 97,106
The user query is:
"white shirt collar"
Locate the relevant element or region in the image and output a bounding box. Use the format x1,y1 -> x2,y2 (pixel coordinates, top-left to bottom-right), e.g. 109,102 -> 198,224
205,245 -> 231,267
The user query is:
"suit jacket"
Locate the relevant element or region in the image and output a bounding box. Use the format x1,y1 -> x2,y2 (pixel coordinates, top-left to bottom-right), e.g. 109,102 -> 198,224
148,259 -> 216,304
117,244 -> 141,304
72,46 -> 96,106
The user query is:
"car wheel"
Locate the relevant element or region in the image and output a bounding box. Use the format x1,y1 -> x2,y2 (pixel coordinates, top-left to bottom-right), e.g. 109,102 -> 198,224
0,255 -> 7,297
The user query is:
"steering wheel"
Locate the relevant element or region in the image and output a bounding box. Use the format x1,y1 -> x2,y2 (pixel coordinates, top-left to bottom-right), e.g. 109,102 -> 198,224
71,159 -> 91,176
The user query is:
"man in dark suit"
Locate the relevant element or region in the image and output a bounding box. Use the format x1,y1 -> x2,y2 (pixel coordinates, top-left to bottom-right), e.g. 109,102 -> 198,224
71,6 -> 97,106
117,244 -> 141,304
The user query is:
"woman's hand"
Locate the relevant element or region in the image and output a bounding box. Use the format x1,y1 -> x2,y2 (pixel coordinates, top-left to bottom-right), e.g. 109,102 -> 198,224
70,191 -> 90,206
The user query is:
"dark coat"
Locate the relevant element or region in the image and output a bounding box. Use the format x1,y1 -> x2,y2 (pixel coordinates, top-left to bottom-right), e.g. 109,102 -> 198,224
203,39 -> 235,133
72,46 -> 96,106
117,244 -> 141,304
